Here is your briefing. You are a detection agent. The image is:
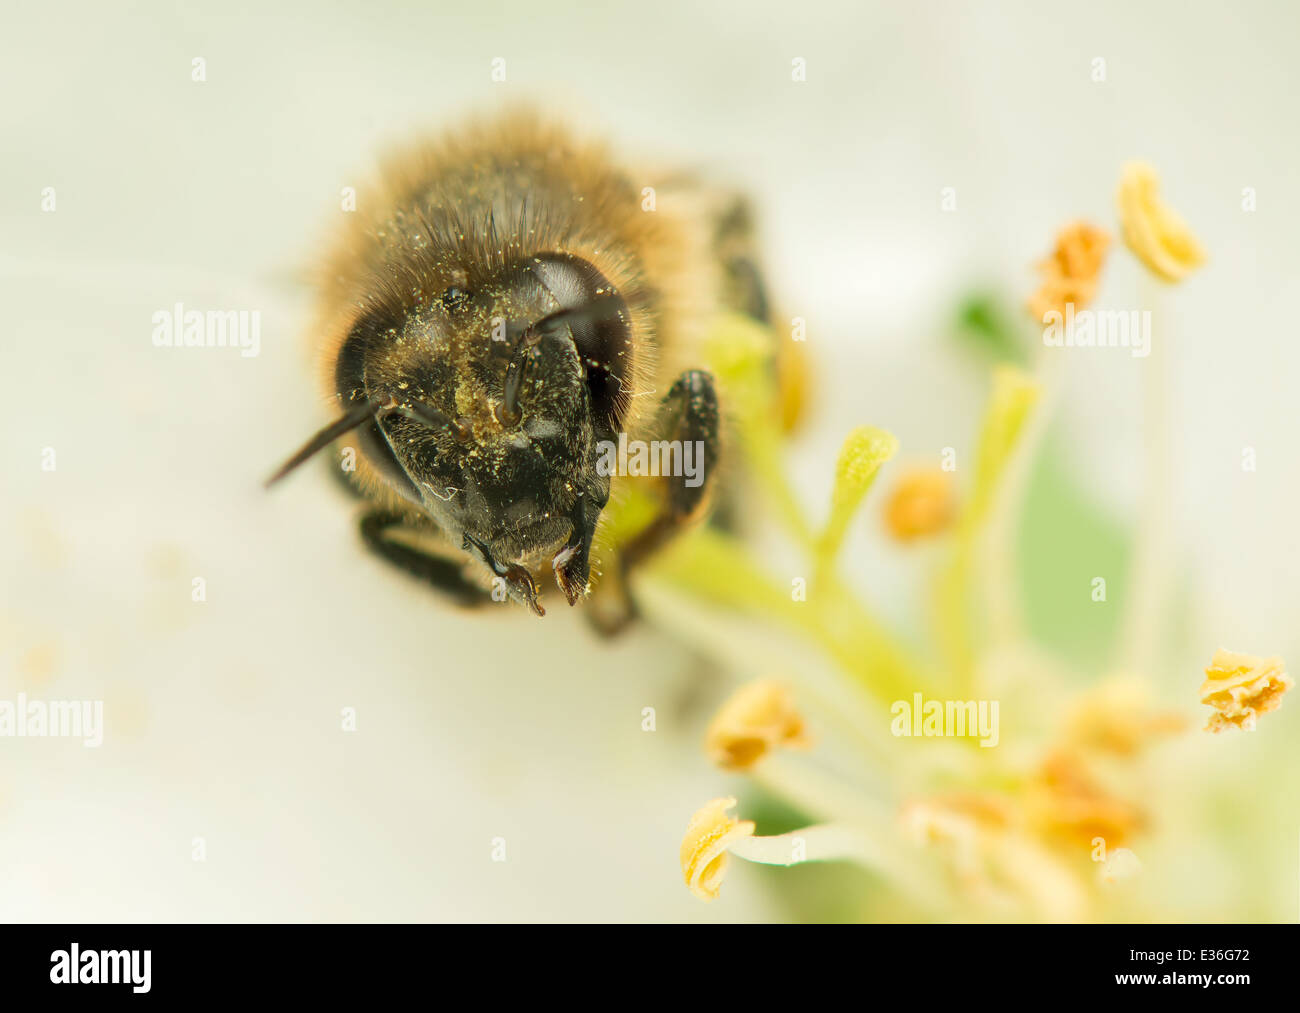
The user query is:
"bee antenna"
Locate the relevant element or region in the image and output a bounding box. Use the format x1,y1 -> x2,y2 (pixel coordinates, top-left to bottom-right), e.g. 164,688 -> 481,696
265,394 -> 474,489
378,398 -> 450,430
496,335 -> 535,428
263,396 -> 382,488
377,397 -> 471,442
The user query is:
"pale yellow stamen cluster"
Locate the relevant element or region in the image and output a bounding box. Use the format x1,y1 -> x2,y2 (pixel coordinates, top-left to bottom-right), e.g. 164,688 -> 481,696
899,797 -> 989,885
1027,750 -> 1145,850
1200,649 -> 1291,733
1064,681 -> 1186,757
679,797 -> 755,902
1027,220 -> 1111,321
704,680 -> 809,771
654,158 -> 1234,916
899,794 -> 1086,921
1116,162 -> 1206,282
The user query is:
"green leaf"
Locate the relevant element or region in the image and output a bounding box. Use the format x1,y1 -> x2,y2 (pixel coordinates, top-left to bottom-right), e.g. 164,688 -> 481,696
954,293 -> 1028,365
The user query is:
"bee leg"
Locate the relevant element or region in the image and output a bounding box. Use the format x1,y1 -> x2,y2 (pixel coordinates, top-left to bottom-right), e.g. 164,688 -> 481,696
358,510 -> 489,610
587,369 -> 720,637
713,195 -> 772,325
713,194 -> 806,435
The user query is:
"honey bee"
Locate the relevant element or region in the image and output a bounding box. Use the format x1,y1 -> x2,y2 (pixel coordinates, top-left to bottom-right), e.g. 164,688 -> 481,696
266,109 -> 778,630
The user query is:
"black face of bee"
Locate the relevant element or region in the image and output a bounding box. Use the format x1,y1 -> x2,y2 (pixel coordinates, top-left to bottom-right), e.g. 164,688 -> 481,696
334,253 -> 632,601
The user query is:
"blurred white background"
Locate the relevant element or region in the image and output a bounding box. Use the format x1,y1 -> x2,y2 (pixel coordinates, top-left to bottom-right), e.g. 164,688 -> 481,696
2,0 -> 1298,921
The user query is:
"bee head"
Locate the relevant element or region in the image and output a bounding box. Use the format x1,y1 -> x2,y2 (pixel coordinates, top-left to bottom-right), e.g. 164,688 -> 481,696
296,253 -> 634,605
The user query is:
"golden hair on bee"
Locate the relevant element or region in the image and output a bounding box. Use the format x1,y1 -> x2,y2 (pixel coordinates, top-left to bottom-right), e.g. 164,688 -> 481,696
267,107 -> 773,630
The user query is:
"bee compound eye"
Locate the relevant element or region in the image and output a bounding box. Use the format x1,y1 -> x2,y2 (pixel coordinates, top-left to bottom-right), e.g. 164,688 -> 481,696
526,254 -> 631,433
